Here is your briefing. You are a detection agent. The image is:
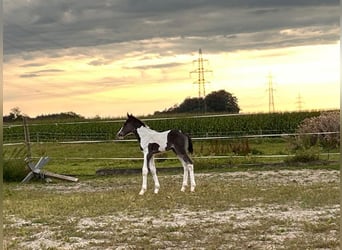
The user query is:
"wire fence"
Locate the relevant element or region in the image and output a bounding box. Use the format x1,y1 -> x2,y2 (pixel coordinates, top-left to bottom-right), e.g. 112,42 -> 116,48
3,114 -> 340,163
4,131 -> 340,163
3,111 -> 326,143
4,130 -> 298,144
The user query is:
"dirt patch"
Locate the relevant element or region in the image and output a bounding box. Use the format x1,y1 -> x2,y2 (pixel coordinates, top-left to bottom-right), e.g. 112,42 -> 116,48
6,204 -> 339,250
204,169 -> 340,185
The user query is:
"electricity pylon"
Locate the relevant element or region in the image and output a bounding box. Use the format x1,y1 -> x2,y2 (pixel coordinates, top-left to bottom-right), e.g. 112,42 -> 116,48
266,73 -> 275,113
295,93 -> 304,111
190,48 -> 212,98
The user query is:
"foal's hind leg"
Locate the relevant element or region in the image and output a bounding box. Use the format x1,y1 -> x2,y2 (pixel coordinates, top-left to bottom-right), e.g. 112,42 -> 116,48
178,154 -> 196,192
177,156 -> 189,192
188,162 -> 196,192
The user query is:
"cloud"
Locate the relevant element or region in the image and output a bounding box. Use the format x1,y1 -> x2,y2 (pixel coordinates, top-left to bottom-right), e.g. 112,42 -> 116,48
19,69 -> 65,78
3,0 -> 339,57
3,0 -> 339,117
20,63 -> 46,67
87,59 -> 113,66
19,73 -> 40,78
125,62 -> 186,70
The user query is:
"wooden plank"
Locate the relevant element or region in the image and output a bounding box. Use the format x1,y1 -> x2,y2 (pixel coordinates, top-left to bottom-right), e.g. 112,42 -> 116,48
43,171 -> 79,182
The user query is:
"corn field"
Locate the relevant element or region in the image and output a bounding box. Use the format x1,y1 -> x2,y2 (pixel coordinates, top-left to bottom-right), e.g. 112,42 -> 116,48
4,111 -> 322,143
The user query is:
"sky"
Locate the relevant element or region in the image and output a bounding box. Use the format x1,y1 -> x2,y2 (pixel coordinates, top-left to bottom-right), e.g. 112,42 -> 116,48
3,0 -> 340,118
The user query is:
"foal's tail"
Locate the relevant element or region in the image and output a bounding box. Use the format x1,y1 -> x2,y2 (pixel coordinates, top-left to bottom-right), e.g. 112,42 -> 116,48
186,134 -> 193,154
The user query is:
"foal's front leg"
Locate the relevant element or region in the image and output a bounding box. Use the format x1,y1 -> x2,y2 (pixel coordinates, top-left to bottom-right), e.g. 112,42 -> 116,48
139,152 -> 149,195
149,156 -> 160,194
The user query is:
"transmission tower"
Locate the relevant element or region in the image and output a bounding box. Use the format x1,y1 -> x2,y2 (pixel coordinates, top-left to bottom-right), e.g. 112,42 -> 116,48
295,93 -> 304,111
190,48 -> 212,98
266,73 -> 275,113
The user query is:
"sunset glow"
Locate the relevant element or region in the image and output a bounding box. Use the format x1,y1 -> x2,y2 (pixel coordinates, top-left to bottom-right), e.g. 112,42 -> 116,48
3,1 -> 339,117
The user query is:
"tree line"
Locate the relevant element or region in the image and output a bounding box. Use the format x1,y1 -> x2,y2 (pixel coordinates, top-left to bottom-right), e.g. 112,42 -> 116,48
155,89 -> 240,114
3,108 -> 84,122
4,89 -> 240,122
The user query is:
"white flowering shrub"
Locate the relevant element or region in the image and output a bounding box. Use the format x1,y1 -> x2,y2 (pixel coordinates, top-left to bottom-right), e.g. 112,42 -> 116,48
296,111 -> 340,149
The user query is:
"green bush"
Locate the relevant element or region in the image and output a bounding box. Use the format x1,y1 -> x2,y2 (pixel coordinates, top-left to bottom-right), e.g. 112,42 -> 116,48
3,147 -> 29,182
285,147 -> 320,164
3,159 -> 29,182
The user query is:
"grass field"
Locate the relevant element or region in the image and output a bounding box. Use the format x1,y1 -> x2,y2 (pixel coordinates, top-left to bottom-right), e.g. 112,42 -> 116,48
3,167 -> 340,249
3,137 -> 339,177
3,132 -> 340,249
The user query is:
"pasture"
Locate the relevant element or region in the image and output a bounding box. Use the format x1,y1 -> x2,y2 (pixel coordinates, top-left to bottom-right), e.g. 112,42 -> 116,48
3,111 -> 340,249
3,168 -> 340,249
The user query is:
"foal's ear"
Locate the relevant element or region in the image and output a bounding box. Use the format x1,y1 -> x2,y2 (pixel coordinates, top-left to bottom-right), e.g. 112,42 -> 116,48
127,113 -> 131,118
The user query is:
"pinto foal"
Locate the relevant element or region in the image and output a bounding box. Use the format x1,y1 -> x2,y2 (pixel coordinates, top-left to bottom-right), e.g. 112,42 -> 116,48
117,114 -> 196,195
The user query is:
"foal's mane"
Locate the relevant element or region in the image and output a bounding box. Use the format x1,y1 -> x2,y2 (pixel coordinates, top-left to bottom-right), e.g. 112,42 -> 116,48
128,114 -> 146,128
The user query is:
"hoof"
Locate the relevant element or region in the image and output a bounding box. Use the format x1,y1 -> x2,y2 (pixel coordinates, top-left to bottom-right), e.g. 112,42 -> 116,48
181,186 -> 186,192
139,189 -> 146,195
190,187 -> 196,192
154,188 -> 159,194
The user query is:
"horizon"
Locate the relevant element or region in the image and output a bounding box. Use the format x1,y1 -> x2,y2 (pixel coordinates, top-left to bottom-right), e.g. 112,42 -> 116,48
4,107 -> 339,121
3,1 -> 340,117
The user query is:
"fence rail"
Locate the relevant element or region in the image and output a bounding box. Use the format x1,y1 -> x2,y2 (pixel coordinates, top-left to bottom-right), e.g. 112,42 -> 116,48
3,130 -> 293,144
4,132 -> 339,163
20,152 -> 338,162
3,131 -> 339,146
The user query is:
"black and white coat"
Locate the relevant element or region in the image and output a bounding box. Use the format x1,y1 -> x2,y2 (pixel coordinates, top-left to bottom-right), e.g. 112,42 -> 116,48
117,114 -> 195,195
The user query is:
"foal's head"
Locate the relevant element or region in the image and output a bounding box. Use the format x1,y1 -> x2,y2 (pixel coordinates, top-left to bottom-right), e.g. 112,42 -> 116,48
117,113 -> 145,139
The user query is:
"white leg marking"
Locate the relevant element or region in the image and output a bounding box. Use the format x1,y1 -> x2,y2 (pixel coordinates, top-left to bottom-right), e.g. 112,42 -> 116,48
149,156 -> 160,194
178,157 -> 189,192
181,165 -> 189,192
140,154 -> 148,195
188,164 -> 196,192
